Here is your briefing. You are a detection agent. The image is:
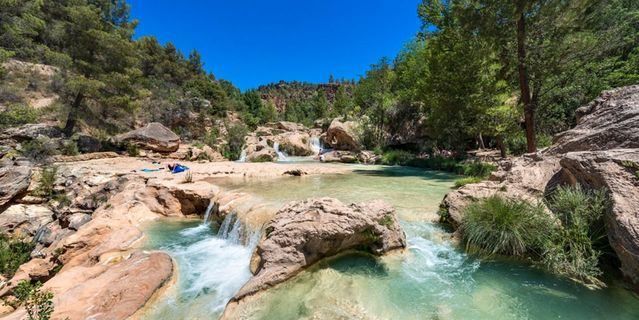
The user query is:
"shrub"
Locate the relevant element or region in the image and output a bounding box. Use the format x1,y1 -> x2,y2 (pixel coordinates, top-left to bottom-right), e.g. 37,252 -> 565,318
203,127 -> 219,148
458,161 -> 496,178
14,281 -> 54,320
225,123 -> 248,160
60,140 -> 79,156
20,137 -> 58,162
454,176 -> 483,188
0,234 -> 35,278
461,196 -> 551,256
0,104 -> 38,129
408,155 -> 461,172
506,131 -> 554,155
35,166 -> 57,198
126,143 -> 140,157
380,150 -> 415,165
182,171 -> 193,183
542,185 -> 608,286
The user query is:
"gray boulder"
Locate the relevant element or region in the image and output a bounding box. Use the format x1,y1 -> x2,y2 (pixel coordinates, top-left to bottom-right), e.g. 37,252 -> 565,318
548,85 -> 639,154
0,165 -> 32,211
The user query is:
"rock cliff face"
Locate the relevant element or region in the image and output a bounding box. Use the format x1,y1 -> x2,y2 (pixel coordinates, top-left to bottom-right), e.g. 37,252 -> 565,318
440,85 -> 639,289
223,198 -> 406,318
548,85 -> 639,154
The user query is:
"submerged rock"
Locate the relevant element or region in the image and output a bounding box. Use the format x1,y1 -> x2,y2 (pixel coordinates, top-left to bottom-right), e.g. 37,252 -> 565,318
113,122 -> 180,153
230,198 -> 405,304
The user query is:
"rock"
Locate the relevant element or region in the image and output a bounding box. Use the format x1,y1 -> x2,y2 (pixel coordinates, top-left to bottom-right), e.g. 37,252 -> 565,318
325,119 -> 361,151
231,198 -> 406,301
283,169 -> 306,176
0,165 -> 32,211
247,148 -> 277,162
43,252 -> 173,320
548,85 -> 639,154
0,205 -> 54,239
50,152 -> 119,163
0,123 -> 63,142
114,122 -> 180,153
277,132 -> 314,156
320,150 -> 373,164
270,121 -> 306,132
64,213 -> 92,231
440,156 -> 561,227
357,150 -> 380,164
75,133 -> 102,153
560,149 -> 639,288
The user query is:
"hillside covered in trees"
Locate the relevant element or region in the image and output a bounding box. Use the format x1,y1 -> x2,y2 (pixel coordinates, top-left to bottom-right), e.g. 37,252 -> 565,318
1,0 -> 638,159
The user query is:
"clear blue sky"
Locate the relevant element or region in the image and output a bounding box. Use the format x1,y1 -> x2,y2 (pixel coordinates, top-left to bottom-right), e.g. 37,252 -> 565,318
128,0 -> 422,90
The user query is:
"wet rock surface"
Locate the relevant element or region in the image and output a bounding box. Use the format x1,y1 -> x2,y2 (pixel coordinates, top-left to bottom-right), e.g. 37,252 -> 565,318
230,198 -> 406,303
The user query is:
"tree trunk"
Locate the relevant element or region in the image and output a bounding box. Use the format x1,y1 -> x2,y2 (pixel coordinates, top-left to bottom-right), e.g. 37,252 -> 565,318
516,4 -> 536,153
478,133 -> 486,149
496,135 -> 507,158
63,91 -> 84,137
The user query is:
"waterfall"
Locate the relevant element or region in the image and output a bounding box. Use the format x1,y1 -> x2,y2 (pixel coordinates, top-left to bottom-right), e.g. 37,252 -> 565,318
238,149 -> 247,162
217,212 -> 261,247
310,136 -> 322,155
273,142 -> 289,161
202,200 -> 216,224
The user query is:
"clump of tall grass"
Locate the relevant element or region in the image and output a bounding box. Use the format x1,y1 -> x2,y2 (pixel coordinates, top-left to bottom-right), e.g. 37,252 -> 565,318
542,185 -> 608,287
461,196 -> 550,256
460,185 -> 610,287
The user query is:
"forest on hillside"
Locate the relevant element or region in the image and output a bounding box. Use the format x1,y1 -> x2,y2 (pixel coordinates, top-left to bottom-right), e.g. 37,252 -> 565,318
1,0 -> 638,158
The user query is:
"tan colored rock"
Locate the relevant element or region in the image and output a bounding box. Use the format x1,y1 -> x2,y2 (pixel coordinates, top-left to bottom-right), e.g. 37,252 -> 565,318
440,155 -> 561,227
51,152 -> 119,162
325,118 -> 361,151
114,122 -> 180,153
560,149 -> 639,288
230,198 -> 405,302
277,132 -> 313,156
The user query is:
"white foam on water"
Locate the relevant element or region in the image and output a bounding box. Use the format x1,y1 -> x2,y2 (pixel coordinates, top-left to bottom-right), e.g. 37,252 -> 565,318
273,142 -> 289,161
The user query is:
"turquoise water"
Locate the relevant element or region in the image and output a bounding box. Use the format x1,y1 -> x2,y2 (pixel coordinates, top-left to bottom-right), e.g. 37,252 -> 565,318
143,165 -> 639,319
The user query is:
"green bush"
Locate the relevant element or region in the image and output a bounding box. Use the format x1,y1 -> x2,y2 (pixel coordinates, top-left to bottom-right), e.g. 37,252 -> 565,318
225,123 -> 248,160
407,155 -> 461,172
542,185 -> 608,286
14,281 -> 54,320
505,132 -> 554,155
458,161 -> 496,178
126,143 -> 140,157
60,140 -> 79,156
0,234 -> 35,278
461,196 -> 551,256
380,150 -> 415,165
20,137 -> 58,162
454,176 -> 483,189
0,104 -> 38,129
35,166 -> 57,198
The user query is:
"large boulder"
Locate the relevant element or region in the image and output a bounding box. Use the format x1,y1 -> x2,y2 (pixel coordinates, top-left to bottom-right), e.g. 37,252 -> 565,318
0,165 -> 32,211
548,85 -> 639,154
0,205 -> 54,239
277,132 -> 314,156
231,197 -> 406,302
325,119 -> 361,151
560,149 -> 639,288
114,122 -> 180,153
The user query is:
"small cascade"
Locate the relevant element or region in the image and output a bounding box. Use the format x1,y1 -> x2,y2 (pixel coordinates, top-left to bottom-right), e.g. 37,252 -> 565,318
310,136 -> 322,155
238,149 -> 247,162
217,212 -> 261,247
273,142 -> 289,161
202,200 -> 216,224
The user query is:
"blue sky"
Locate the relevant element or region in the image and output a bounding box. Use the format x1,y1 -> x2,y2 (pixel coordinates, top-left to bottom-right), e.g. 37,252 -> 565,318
128,0 -> 422,90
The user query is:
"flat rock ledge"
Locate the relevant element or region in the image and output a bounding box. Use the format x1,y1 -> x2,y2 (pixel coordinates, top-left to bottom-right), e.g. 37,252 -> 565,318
223,197 -> 406,318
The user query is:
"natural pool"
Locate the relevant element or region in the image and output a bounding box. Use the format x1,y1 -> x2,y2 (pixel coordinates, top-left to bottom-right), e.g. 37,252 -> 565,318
142,165 -> 639,319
